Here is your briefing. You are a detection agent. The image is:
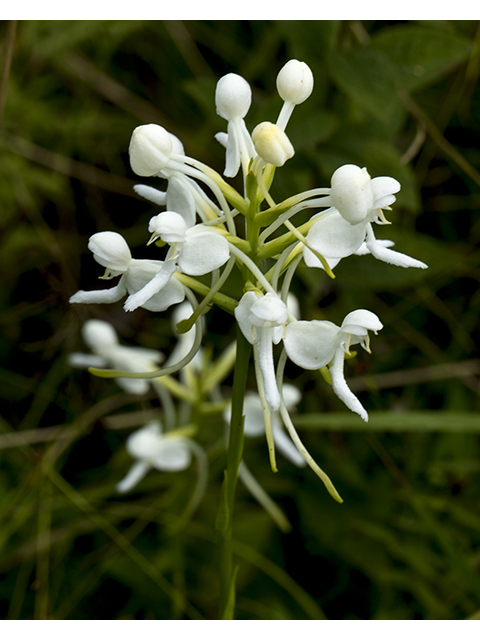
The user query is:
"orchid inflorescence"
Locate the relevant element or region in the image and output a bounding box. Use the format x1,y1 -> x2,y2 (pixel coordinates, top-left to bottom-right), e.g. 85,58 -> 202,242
69,59 -> 427,508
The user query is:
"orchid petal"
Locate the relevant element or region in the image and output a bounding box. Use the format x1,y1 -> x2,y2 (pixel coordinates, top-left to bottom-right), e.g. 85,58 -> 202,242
133,184 -> 167,206
123,259 -> 179,312
256,327 -> 281,411
178,231 -> 230,275
166,176 -> 197,228
69,279 -> 127,305
151,438 -> 192,471
224,120 -> 240,178
329,348 -> 368,421
307,210 -> 367,259
116,460 -> 151,494
366,224 -> 427,269
284,320 -> 338,370
370,176 -> 401,203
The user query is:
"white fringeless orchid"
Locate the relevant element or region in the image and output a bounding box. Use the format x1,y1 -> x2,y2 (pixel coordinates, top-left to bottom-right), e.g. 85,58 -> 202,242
69,231 -> 185,312
284,309 -> 383,422
235,291 -> 289,411
116,421 -> 193,493
123,211 -> 230,312
133,132 -> 217,229
68,319 -> 164,394
305,164 -> 427,270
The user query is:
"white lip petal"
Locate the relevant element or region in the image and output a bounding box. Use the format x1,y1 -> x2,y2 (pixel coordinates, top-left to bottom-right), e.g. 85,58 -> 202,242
116,460 -> 151,494
329,349 -> 369,422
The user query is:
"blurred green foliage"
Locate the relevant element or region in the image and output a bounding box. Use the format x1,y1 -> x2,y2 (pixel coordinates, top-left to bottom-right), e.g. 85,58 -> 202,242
1,20 -> 480,620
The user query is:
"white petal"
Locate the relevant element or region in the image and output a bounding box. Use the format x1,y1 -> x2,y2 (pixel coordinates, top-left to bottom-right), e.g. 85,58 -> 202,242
126,422 -> 163,459
256,327 -> 281,411
330,348 -> 368,421
69,279 -> 127,305
216,73 -> 252,120
67,352 -> 107,369
166,176 -> 197,228
284,320 -> 338,370
116,460 -> 151,493
342,309 -> 383,334
151,439 -> 192,471
282,383 -> 302,410
354,239 -> 394,255
178,232 -> 230,275
366,225 -> 427,269
149,211 -> 187,244
133,184 -> 167,206
215,131 -> 228,148
224,120 -> 241,178
307,210 -> 367,259
370,176 -> 401,203
123,260 -> 178,312
88,231 -> 132,272
241,394 -> 267,437
234,291 -> 258,345
303,246 -> 341,271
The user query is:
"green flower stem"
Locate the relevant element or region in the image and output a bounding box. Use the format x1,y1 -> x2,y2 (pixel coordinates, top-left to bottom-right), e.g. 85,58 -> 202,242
217,327 -> 252,619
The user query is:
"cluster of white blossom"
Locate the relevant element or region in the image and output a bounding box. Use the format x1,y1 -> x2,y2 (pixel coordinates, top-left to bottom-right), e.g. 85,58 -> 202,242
69,59 -> 427,507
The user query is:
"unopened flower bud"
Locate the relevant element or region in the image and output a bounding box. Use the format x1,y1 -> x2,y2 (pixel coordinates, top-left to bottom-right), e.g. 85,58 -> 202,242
252,122 -> 294,166
215,73 -> 252,120
276,59 -> 314,105
88,231 -> 132,274
129,124 -> 173,176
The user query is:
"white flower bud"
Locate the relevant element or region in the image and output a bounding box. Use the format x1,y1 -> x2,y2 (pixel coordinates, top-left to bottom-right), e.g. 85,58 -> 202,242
252,122 -> 294,166
215,73 -> 252,120
129,124 -> 173,177
88,231 -> 132,274
148,211 -> 187,244
276,59 -> 314,105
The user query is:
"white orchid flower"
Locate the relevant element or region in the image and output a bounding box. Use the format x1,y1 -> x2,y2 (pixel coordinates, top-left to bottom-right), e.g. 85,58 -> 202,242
123,211 -> 230,312
225,385 -> 306,467
116,420 -> 193,493
68,319 -> 164,394
305,164 -> 427,270
235,291 -> 288,411
69,231 -> 185,312
214,73 -> 256,178
284,309 -> 383,422
133,132 -> 218,229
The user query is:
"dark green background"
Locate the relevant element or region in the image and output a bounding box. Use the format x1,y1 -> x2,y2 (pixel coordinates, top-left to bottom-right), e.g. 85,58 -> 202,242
1,20 -> 480,620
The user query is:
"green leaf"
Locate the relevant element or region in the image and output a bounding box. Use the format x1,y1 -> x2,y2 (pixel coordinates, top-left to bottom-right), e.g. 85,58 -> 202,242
328,49 -> 398,121
369,25 -> 472,91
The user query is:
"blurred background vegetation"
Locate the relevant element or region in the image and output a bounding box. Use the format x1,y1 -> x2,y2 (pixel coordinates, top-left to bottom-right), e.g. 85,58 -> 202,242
1,20 -> 480,620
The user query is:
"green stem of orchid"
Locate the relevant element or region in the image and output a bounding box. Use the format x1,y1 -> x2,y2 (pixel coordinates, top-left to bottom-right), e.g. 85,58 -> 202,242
216,327 -> 252,619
